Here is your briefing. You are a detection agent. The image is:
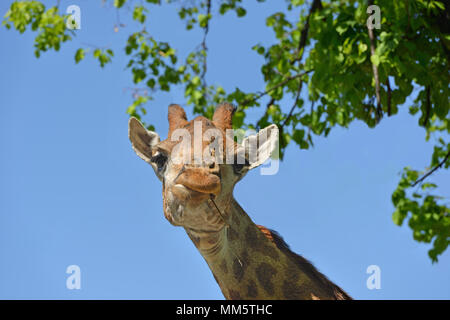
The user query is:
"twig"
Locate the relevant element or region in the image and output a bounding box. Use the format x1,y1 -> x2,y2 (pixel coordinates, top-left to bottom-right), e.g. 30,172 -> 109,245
386,78 -> 392,116
307,101 -> 315,136
255,98 -> 275,130
411,150 -> 450,187
423,85 -> 431,128
200,0 -> 211,90
281,80 -> 303,129
250,0 -> 321,132
113,7 -> 126,32
209,194 -> 229,226
241,70 -> 313,107
123,87 -> 149,99
367,0 -> 382,123
292,0 -> 323,64
207,195 -> 243,268
266,97 -> 275,110
81,42 -> 110,50
405,0 -> 411,34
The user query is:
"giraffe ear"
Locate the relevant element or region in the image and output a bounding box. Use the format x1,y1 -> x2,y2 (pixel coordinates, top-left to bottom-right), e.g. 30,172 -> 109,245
129,117 -> 160,164
241,124 -> 279,170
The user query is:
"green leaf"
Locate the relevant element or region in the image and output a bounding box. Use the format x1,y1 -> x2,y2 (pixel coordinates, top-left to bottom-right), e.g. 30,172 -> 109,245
93,49 -> 101,58
292,129 -> 305,145
358,42 -> 367,54
114,0 -> 126,8
198,14 -> 208,28
74,48 -> 85,63
133,6 -> 147,23
236,7 -> 246,17
370,54 -> 380,66
392,209 -> 405,225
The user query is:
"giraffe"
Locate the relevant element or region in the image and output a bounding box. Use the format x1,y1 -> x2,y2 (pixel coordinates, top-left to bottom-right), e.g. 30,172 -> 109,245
128,103 -> 351,300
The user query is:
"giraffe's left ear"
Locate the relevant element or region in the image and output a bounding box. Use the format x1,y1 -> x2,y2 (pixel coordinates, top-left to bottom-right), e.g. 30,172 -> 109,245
241,124 -> 279,170
129,117 -> 160,164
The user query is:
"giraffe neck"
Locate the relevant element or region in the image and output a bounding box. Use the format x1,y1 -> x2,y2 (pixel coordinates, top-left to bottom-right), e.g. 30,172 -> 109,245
184,198 -> 350,300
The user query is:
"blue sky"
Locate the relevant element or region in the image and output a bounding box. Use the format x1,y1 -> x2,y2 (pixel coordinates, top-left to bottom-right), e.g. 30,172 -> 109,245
0,0 -> 449,299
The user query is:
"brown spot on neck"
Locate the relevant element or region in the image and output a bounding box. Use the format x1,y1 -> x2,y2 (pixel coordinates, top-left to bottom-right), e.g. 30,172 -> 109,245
220,259 -> 228,274
245,225 -> 279,260
228,289 -> 242,300
255,262 -> 277,296
282,279 -> 310,300
247,279 -> 258,298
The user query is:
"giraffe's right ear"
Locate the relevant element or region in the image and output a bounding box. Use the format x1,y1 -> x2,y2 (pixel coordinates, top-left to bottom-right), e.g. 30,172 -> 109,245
129,117 -> 160,164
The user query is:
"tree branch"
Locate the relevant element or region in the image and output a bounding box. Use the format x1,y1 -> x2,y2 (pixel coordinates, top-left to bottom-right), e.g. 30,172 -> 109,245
241,69 -> 313,107
266,97 -> 275,111
200,0 -> 211,90
307,100 -> 315,137
405,0 -> 411,34
411,150 -> 450,187
367,0 -> 382,123
423,85 -> 431,128
281,80 -> 303,129
386,78 -> 392,116
292,0 -> 322,64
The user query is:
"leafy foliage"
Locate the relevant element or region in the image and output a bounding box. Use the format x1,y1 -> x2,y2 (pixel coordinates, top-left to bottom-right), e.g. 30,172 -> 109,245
3,0 -> 449,261
391,138 -> 450,262
2,1 -> 72,57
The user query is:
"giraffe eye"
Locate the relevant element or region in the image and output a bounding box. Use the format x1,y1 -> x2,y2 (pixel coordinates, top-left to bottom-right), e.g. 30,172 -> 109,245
151,153 -> 168,171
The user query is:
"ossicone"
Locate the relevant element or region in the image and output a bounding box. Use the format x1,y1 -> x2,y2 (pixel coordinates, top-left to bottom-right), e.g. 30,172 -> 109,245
213,103 -> 236,131
168,104 -> 188,135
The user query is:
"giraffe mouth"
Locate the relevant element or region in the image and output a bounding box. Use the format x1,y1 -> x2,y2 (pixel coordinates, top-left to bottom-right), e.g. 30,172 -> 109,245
174,167 -> 221,196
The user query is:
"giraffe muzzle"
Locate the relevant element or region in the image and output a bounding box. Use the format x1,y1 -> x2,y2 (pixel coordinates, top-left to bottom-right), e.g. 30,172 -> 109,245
174,167 -> 221,196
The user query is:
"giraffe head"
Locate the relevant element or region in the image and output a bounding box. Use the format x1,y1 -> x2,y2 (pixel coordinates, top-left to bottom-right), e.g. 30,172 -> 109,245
129,103 -> 278,232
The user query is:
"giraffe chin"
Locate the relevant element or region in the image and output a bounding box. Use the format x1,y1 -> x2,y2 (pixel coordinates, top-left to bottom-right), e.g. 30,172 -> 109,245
163,184 -> 219,229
